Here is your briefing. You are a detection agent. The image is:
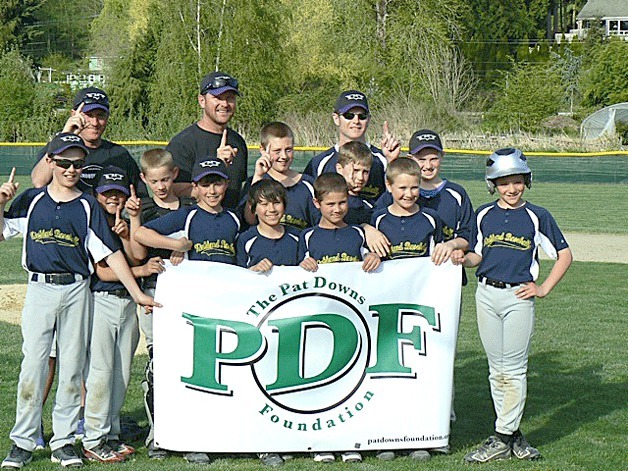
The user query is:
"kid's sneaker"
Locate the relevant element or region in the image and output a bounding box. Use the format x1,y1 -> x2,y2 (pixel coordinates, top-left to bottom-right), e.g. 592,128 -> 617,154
259,453 -> 284,467
341,451 -> 362,463
1,445 -> 32,469
83,441 -> 124,464
464,436 -> 511,463
51,444 -> 84,467
312,452 -> 335,463
107,440 -> 135,457
511,431 -> 541,460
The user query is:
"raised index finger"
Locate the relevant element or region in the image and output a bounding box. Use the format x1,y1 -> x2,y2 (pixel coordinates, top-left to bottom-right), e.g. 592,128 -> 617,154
115,205 -> 122,223
129,184 -> 136,199
383,120 -> 389,136
76,102 -> 85,115
220,128 -> 228,147
8,167 -> 16,183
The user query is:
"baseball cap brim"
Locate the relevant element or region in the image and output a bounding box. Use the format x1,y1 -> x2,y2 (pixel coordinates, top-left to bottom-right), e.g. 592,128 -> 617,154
82,103 -> 109,113
336,103 -> 369,114
410,142 -> 443,154
205,86 -> 240,96
193,170 -> 230,183
49,143 -> 89,156
95,184 -> 130,196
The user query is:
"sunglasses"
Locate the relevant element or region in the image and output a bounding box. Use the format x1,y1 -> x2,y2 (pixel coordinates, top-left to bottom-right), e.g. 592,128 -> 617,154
201,76 -> 239,95
53,158 -> 86,169
341,111 -> 369,121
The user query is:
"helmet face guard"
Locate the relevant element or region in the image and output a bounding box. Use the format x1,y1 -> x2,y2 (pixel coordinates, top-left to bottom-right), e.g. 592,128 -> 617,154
485,148 -> 532,194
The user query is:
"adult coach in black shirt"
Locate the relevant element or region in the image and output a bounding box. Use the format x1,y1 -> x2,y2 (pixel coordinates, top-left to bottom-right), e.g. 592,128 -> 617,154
31,87 -> 147,197
166,71 -> 248,209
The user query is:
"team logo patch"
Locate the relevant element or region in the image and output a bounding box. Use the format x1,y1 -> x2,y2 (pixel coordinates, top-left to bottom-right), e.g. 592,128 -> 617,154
103,173 -> 124,181
344,93 -> 365,101
84,92 -> 107,101
200,160 -> 222,168
415,133 -> 437,141
60,135 -> 82,142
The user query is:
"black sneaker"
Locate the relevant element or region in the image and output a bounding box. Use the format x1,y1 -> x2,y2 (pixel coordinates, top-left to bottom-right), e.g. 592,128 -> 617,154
1,445 -> 32,469
512,431 -> 541,460
464,436 -> 511,463
51,444 -> 83,468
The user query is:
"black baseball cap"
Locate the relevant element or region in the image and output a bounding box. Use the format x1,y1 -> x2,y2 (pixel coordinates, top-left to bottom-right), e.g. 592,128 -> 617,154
199,71 -> 240,96
94,165 -> 130,196
73,87 -> 110,113
334,90 -> 370,114
48,133 -> 89,157
409,129 -> 443,154
192,157 -> 229,183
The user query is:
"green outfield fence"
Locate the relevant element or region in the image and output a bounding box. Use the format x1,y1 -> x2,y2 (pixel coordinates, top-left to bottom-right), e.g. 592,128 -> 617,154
1,142 -> 627,184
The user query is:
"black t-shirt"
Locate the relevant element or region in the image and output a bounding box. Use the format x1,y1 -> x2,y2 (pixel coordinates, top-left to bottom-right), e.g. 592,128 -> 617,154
166,123 -> 248,209
35,139 -> 148,197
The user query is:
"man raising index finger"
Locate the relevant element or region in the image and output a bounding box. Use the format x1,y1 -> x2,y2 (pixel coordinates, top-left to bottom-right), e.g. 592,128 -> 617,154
167,71 -> 248,209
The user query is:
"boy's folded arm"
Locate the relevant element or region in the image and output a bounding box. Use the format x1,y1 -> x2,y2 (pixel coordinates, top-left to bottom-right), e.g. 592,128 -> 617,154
135,226 -> 190,252
104,250 -> 161,308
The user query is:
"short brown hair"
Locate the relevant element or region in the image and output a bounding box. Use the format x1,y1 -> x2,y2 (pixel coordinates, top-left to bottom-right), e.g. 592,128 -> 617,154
140,148 -> 176,173
314,172 -> 348,201
386,157 -> 421,184
337,141 -> 372,169
248,179 -> 287,214
260,122 -> 294,149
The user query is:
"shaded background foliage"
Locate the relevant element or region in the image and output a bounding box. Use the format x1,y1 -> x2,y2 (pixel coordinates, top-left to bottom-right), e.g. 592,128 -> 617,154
0,0 -> 626,142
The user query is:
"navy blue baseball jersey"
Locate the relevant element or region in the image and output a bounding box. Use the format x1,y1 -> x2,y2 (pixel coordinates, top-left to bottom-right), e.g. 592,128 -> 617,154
91,230 -> 126,293
236,226 -> 299,268
375,180 -> 473,244
346,194 -> 374,226
472,201 -> 569,283
303,144 -> 387,201
371,207 -> 443,259
240,174 -> 320,231
2,188 -> 120,277
143,205 -> 240,264
298,225 -> 368,264
35,139 -> 148,197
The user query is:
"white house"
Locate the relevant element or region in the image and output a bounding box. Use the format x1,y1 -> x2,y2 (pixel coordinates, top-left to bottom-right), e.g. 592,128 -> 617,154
555,0 -> 628,43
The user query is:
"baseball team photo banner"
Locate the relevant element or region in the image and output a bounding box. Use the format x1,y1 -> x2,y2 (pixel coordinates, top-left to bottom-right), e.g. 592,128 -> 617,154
152,259 -> 461,453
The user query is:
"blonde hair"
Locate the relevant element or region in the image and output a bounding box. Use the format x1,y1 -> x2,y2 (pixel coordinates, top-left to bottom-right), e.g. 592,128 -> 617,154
386,157 -> 421,184
337,141 -> 372,168
140,148 -> 176,173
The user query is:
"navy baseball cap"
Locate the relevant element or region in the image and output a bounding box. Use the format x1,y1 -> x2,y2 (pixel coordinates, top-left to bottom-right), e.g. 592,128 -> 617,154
48,133 -> 89,157
192,157 -> 229,183
73,87 -> 110,113
94,165 -> 130,196
199,71 -> 240,96
334,90 -> 370,114
409,129 -> 443,154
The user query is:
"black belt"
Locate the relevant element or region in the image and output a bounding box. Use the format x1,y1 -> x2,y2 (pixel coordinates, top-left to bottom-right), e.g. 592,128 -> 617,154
96,288 -> 131,298
30,273 -> 85,285
479,277 -> 521,289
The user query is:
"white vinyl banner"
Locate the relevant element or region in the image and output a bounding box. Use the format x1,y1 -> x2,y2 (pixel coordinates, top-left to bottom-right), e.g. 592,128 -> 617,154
153,258 -> 461,453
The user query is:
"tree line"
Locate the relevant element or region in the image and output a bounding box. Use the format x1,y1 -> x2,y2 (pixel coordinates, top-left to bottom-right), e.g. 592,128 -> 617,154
1,0 -> 627,143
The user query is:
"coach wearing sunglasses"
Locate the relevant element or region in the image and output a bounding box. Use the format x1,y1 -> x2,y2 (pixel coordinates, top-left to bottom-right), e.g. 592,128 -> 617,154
167,71 -> 248,209
303,90 -> 400,203
31,87 -> 147,197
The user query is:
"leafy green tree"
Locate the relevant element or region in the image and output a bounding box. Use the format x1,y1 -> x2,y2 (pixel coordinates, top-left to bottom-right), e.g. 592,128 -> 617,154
0,0 -> 40,52
0,49 -> 35,140
485,61 -> 563,132
580,38 -> 628,108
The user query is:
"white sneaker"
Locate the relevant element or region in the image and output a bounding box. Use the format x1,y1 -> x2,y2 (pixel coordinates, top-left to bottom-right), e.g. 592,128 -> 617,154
313,452 -> 335,463
341,451 -> 362,463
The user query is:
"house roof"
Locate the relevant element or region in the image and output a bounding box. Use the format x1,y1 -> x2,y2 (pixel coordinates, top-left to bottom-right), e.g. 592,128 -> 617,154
577,0 -> 628,20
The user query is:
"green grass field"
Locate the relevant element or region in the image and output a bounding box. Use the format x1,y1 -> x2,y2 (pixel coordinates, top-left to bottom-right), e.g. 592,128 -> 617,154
0,262 -> 626,470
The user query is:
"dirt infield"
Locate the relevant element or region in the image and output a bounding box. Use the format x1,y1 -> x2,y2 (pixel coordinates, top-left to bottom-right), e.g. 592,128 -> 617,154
0,231 -> 625,337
